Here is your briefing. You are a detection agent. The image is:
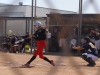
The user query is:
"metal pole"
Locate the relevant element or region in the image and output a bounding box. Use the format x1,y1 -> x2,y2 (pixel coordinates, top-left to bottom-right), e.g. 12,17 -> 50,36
33,0 -> 37,52
78,0 -> 82,45
31,0 -> 34,53
77,0 -> 82,55
34,0 -> 37,21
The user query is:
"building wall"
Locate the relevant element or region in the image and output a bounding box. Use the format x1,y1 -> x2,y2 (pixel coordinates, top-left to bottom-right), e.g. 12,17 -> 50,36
25,6 -> 77,17
0,5 -> 26,17
36,7 -> 76,17
6,19 -> 26,35
5,18 -> 46,36
0,5 -> 76,17
0,5 -> 77,36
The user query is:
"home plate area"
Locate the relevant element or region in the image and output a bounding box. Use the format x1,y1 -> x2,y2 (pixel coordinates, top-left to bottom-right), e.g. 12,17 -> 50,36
0,52 -> 100,75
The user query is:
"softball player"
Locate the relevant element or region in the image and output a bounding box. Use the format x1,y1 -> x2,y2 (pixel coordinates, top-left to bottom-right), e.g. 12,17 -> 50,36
72,37 -> 98,67
22,21 -> 55,67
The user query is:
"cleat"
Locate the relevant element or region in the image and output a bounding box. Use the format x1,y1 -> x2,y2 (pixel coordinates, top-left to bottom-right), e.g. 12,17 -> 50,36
50,60 -> 55,66
22,63 -> 30,67
87,63 -> 96,67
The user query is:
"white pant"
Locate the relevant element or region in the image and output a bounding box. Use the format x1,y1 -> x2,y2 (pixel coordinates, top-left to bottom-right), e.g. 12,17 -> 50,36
59,39 -> 67,47
82,53 -> 98,61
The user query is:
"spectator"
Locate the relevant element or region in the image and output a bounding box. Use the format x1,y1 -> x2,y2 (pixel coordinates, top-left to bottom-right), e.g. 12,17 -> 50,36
58,27 -> 68,52
89,29 -> 100,48
21,32 -> 31,53
10,34 -> 17,53
3,34 -> 11,52
95,29 -> 100,56
89,29 -> 96,44
15,35 -> 23,53
70,37 -> 77,54
74,24 -> 78,38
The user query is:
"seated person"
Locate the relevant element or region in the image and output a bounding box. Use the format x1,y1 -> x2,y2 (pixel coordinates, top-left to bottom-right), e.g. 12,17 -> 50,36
18,35 -> 23,53
3,34 -> 11,52
10,34 -> 17,53
21,32 -> 31,53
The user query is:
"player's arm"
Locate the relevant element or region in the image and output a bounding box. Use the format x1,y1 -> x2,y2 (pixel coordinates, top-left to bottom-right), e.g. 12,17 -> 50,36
28,34 -> 37,39
95,32 -> 99,36
89,32 -> 92,36
28,35 -> 32,39
72,46 -> 84,50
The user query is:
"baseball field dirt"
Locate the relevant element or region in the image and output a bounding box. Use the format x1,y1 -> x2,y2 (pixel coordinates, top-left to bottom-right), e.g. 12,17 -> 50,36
0,52 -> 100,75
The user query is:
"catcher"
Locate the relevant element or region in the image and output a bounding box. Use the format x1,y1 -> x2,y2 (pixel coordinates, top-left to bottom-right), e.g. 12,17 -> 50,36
72,37 -> 98,67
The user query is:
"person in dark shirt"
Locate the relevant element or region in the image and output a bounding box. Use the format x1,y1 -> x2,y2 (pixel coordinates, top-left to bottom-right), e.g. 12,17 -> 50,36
89,29 -> 100,53
24,32 -> 31,43
72,37 -> 98,67
89,29 -> 100,44
22,21 -> 55,67
15,35 -> 23,53
10,34 -> 17,53
21,32 -> 31,53
3,34 -> 11,52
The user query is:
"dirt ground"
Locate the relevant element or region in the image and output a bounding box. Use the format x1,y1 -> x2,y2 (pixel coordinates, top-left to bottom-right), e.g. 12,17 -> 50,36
0,52 -> 100,75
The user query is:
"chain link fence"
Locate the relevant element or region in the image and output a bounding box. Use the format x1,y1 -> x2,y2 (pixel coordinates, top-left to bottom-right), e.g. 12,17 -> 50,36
0,0 -> 100,75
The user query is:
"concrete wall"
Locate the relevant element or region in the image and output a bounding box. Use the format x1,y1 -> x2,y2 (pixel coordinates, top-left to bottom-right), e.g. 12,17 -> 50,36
6,19 -> 26,35
0,5 -> 76,17
25,6 -> 77,17
5,18 -> 46,36
0,5 -> 26,17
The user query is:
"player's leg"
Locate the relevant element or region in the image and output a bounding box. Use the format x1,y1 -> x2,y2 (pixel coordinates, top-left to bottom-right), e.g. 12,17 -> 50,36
22,49 -> 38,67
7,43 -> 10,52
18,44 -> 20,53
10,44 -> 14,53
82,55 -> 95,66
22,56 -> 36,67
87,54 -> 98,66
21,42 -> 26,53
22,42 -> 40,67
39,52 -> 55,66
82,53 -> 98,67
38,41 -> 55,66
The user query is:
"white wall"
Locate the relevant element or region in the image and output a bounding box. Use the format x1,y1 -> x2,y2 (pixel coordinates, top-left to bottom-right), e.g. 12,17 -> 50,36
25,6 -> 77,17
6,20 -> 26,35
0,5 -> 76,17
36,7 -> 76,17
0,5 -> 26,17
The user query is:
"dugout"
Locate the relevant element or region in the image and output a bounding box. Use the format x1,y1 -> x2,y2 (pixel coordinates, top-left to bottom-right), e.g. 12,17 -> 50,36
0,17 -> 47,49
46,14 -> 100,52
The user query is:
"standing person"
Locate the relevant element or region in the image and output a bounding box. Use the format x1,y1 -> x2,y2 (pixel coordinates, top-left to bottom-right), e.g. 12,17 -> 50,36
89,29 -> 96,45
95,29 -> 100,55
22,21 -> 55,67
74,24 -> 78,38
72,37 -> 98,67
58,27 -> 68,52
89,29 -> 100,52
